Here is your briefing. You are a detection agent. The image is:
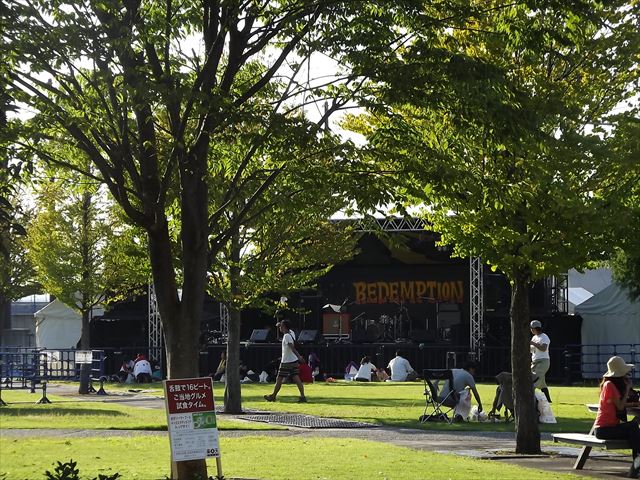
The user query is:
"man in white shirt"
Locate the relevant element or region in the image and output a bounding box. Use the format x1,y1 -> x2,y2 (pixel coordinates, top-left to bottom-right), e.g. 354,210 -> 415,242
264,319 -> 307,403
387,350 -> 417,381
530,320 -> 552,403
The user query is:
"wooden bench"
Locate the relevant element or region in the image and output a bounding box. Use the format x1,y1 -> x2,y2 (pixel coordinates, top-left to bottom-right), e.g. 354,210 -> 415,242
552,404 -> 634,470
552,433 -> 630,469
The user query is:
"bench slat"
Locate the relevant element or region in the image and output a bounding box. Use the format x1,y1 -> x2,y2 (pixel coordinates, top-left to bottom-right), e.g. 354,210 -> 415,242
553,433 -> 630,450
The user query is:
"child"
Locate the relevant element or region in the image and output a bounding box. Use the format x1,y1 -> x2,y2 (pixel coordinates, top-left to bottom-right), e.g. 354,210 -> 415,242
355,356 -> 376,382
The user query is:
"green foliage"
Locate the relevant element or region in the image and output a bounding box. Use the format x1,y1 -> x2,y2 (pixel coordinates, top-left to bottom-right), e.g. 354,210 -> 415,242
44,459 -> 121,480
44,460 -> 79,480
345,0 -> 639,281
605,116 -> 640,299
26,167 -> 148,316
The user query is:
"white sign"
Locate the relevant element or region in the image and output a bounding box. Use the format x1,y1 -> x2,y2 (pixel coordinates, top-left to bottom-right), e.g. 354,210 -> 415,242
75,350 -> 93,364
164,377 -> 220,462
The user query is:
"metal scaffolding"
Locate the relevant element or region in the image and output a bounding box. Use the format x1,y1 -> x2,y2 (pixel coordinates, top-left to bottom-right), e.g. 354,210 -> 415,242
352,216 -> 427,232
469,257 -> 485,358
546,273 -> 569,314
148,283 -> 163,366
219,303 -> 230,341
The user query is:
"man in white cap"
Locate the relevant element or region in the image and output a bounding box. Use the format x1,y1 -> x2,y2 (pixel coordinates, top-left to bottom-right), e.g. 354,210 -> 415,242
530,320 -> 552,403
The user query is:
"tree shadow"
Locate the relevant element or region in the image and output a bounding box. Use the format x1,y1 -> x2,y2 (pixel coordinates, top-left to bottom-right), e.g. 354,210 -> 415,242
0,407 -> 126,417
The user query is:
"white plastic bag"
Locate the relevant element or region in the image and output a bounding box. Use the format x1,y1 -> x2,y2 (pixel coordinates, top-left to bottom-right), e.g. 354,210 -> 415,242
454,389 -> 473,419
535,391 -> 557,423
470,405 -> 488,422
259,371 -> 269,383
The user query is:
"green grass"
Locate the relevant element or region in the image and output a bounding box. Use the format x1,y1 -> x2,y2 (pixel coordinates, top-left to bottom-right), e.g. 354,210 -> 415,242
1,381 -> 600,433
239,381 -> 600,433
0,382 -> 606,479
0,435 -> 591,480
0,389 -> 278,431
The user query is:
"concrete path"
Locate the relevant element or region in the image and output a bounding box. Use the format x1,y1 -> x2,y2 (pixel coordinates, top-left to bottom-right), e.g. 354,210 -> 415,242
2,383 -> 634,479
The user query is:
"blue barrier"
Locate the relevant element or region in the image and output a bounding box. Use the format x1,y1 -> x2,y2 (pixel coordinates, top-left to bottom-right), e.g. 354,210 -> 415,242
0,349 -> 106,388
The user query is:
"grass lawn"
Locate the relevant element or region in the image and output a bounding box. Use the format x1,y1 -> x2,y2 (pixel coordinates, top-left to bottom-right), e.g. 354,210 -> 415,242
0,389 -> 278,431
0,435 -> 591,480
1,381 -> 600,432
0,381 -> 604,479
238,381 -> 600,433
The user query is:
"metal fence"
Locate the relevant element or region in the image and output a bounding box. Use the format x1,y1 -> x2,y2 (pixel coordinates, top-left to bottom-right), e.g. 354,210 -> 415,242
563,343 -> 640,382
3,343 -> 636,387
0,348 -> 106,388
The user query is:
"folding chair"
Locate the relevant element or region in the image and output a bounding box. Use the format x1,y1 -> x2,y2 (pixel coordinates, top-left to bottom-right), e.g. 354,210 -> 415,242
420,369 -> 458,424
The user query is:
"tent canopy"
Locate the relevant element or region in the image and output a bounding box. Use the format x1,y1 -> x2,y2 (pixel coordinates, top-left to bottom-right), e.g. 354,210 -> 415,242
34,300 -> 82,349
576,283 -> 640,379
568,287 -> 594,314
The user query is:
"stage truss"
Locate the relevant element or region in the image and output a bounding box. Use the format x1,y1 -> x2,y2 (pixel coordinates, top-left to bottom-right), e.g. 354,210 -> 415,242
469,257 -> 484,358
219,303 -> 230,341
148,283 -> 163,366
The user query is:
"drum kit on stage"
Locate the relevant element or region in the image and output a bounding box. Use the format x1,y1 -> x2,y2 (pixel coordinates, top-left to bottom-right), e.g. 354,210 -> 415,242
351,313 -> 408,342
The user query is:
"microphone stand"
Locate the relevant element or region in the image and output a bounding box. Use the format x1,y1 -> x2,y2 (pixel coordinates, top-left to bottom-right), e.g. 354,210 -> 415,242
336,298 -> 349,344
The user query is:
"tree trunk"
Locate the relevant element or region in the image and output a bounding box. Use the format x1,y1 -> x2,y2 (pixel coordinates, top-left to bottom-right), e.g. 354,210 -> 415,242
147,145 -> 210,479
510,270 -> 541,454
224,234 -> 243,413
78,310 -> 91,394
0,294 -> 9,346
224,308 -> 242,413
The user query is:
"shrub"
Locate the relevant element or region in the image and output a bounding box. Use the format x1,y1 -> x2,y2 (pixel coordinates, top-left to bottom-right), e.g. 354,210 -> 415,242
43,460 -> 120,480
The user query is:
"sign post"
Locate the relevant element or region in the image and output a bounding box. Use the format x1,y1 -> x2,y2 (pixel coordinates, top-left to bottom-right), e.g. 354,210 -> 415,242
164,377 -> 222,479
75,350 -> 93,364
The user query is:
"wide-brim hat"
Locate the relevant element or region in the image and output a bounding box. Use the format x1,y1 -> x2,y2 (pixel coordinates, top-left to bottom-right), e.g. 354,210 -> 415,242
603,356 -> 634,377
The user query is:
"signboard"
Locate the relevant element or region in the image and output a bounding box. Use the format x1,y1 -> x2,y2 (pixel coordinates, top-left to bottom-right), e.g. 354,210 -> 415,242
75,350 -> 93,364
164,377 -> 220,462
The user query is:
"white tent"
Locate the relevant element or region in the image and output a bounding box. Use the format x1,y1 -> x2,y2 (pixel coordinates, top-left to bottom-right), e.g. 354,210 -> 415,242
576,283 -> 640,379
34,300 -> 82,349
568,287 -> 594,314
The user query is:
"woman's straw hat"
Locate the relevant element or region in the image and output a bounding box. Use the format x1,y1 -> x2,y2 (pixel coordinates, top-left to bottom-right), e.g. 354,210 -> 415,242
603,356 -> 634,378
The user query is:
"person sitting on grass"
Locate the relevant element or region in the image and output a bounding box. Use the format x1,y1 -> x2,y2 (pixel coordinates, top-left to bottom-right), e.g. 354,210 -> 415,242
264,319 -> 307,403
594,356 -> 640,479
387,350 -> 417,381
133,354 -> 152,383
211,351 -> 226,381
355,356 -> 377,382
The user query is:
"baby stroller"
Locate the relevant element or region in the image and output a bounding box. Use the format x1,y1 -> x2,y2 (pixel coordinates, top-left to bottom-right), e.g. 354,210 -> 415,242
488,371 -> 514,422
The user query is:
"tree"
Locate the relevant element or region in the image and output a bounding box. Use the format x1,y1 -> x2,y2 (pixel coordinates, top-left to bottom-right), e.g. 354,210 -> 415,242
27,166 -> 148,392
0,36 -> 38,341
607,117 -> 640,300
4,2 -> 404,476
0,196 -> 39,343
208,167 -> 359,412
345,1 -> 639,453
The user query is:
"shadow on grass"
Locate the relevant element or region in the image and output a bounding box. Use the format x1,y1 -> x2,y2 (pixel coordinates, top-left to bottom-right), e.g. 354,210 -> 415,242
0,407 -> 126,417
243,393 -> 416,408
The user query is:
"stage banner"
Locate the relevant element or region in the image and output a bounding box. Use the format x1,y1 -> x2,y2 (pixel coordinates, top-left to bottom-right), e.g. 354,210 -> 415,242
164,377 -> 220,461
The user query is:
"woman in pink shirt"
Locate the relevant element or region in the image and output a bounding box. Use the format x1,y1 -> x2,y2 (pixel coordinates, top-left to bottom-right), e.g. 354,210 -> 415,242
594,356 -> 640,478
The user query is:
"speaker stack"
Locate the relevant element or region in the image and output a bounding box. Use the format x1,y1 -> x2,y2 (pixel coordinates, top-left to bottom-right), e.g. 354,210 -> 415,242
298,329 -> 323,344
249,329 -> 271,343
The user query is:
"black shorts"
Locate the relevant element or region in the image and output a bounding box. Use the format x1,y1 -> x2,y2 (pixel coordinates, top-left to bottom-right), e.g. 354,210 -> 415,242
277,361 -> 300,378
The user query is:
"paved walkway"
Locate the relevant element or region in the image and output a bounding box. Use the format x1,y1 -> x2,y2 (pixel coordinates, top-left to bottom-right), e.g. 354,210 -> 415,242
1,384 -> 634,478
